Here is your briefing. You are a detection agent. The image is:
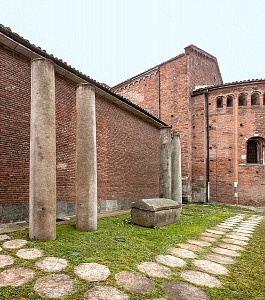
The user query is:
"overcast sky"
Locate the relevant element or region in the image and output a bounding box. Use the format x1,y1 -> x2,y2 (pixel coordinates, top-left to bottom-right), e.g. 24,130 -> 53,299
1,0 -> 264,86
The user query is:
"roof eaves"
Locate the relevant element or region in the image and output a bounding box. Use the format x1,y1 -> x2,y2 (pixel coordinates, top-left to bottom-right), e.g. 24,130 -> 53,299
112,53 -> 185,89
0,24 -> 168,128
192,78 -> 265,96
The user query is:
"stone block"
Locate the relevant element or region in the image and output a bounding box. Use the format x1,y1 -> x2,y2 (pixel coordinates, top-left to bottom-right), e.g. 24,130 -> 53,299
131,198 -> 181,227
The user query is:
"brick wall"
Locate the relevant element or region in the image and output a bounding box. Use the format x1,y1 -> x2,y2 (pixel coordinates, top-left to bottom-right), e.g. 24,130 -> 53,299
192,82 -> 265,206
0,46 -> 31,208
96,95 -> 160,201
0,44 -> 161,222
114,45 -> 223,202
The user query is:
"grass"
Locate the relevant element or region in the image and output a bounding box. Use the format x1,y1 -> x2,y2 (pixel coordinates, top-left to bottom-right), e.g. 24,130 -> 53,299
0,203 -> 264,299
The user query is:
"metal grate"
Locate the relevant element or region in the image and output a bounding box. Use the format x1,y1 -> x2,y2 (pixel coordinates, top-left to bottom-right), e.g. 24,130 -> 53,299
247,141 -> 258,163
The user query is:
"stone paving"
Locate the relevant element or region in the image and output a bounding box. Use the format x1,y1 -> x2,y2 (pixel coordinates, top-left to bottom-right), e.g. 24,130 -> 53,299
0,214 -> 263,299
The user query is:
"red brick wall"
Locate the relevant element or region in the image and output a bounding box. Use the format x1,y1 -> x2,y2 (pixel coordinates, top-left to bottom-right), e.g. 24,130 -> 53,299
114,46 -> 223,202
190,93 -> 207,201
0,44 -> 161,222
0,46 -> 31,206
96,95 -> 160,200
55,75 -> 76,205
113,69 -> 159,117
192,82 -> 265,206
185,45 -> 222,91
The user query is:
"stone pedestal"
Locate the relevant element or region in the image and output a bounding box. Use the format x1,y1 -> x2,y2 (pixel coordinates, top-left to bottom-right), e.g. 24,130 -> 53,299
76,84 -> 97,231
131,198 -> 181,227
29,58 -> 56,241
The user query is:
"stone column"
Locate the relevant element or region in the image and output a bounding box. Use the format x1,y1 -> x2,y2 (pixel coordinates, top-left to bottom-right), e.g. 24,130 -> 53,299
171,133 -> 182,206
159,127 -> 172,199
29,58 -> 56,241
76,83 -> 97,231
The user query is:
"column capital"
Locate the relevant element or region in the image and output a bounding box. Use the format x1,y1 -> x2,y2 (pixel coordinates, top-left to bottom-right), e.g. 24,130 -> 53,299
76,83 -> 96,92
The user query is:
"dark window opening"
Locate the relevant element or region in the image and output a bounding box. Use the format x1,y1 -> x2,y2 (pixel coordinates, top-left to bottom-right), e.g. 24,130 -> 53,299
216,96 -> 223,108
238,93 -> 247,106
227,95 -> 233,107
251,92 -> 260,105
247,137 -> 265,164
263,94 -> 265,105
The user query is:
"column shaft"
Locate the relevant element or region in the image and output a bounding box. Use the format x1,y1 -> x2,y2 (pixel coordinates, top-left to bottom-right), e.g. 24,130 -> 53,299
171,133 -> 182,206
159,127 -> 172,199
76,83 -> 97,231
29,58 -> 56,241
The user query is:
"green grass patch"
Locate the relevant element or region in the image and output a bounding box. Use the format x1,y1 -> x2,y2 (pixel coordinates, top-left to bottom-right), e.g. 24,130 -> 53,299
0,203 -> 264,299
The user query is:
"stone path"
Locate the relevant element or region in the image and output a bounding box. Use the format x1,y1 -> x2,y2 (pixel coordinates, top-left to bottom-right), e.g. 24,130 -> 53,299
0,214 -> 263,299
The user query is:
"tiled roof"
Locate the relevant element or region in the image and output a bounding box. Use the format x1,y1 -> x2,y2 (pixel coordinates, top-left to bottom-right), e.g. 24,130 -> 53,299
192,78 -> 265,95
0,24 -> 168,128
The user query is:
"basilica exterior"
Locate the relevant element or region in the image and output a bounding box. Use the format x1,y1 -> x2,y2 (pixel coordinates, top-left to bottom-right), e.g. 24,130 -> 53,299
0,25 -> 264,223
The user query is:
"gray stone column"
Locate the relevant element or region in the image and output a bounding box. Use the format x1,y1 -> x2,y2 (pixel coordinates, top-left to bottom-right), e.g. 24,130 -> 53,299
76,83 -> 97,231
29,58 -> 56,241
159,127 -> 172,199
171,133 -> 182,206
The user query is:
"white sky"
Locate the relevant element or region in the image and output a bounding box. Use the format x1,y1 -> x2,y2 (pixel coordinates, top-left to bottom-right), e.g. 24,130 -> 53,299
1,0 -> 264,86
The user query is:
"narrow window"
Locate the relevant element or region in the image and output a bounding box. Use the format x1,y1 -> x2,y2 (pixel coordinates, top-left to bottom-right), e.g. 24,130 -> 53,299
263,93 -> 265,105
216,96 -> 223,109
251,92 -> 260,105
247,140 -> 258,163
238,93 -> 247,106
227,95 -> 233,107
246,137 -> 265,164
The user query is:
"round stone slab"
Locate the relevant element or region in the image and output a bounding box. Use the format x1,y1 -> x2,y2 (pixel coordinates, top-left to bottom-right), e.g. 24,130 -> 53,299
188,239 -> 211,247
74,263 -> 110,281
34,274 -> 76,298
35,257 -> 68,272
0,234 -> 12,241
193,259 -> 229,275
0,255 -> 15,268
230,232 -> 252,238
201,232 -> 220,238
217,224 -> 234,229
207,229 -> 225,235
204,253 -> 235,265
155,254 -> 186,268
138,262 -> 172,278
212,247 -> 240,257
2,239 -> 27,249
199,236 -> 217,243
237,226 -> 255,231
164,281 -> 210,300
181,270 -> 222,287
218,243 -> 244,251
0,267 -> 35,287
177,243 -> 203,252
167,247 -> 196,259
84,286 -> 129,300
222,238 -> 248,246
214,226 -> 229,232
16,248 -> 44,260
226,234 -> 250,241
115,271 -> 155,293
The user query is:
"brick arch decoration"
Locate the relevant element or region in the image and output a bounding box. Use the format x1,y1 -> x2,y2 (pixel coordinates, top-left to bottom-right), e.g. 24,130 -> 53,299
251,91 -> 261,105
238,93 -> 247,106
226,94 -> 234,107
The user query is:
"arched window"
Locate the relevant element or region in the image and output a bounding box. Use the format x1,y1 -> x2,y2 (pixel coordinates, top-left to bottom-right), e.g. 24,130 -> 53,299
247,137 -> 265,164
251,92 -> 260,105
238,93 -> 247,106
227,95 -> 233,107
216,96 -> 223,109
